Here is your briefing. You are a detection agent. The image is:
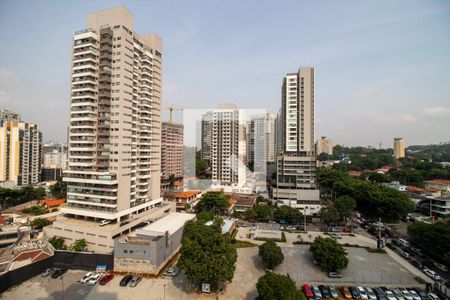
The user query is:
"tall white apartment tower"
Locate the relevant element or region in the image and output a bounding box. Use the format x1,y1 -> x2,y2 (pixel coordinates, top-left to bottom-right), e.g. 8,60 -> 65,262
45,6 -> 164,253
273,67 -> 321,214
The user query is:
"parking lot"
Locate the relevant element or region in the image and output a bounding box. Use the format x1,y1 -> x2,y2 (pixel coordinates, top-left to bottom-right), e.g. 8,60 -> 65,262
0,244 -> 423,300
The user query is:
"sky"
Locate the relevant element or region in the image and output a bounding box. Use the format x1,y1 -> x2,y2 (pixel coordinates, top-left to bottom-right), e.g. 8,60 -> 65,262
0,0 -> 449,147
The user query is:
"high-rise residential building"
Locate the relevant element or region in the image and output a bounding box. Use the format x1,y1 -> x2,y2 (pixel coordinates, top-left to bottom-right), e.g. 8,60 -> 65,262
161,122 -> 183,181
316,136 -> 333,156
0,120 -> 42,186
273,67 -> 321,214
201,112 -> 212,166
44,6 -> 164,253
275,109 -> 283,156
41,143 -> 67,181
247,113 -> 276,168
202,104 -> 248,192
394,137 -> 405,159
0,109 -> 20,125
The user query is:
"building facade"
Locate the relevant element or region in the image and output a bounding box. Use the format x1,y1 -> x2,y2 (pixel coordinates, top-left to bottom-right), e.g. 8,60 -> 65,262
247,113 -> 276,167
316,136 -> 333,156
394,137 -> 405,159
273,67 -> 320,214
0,109 -> 20,125
161,122 -> 183,181
0,121 -> 42,186
44,6 -> 164,253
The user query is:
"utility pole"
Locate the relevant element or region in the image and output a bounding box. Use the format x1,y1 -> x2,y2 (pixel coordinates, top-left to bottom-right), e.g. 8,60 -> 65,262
61,275 -> 65,300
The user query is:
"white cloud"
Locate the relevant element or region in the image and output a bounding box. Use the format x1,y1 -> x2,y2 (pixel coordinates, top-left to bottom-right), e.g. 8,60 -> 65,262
423,106 -> 450,116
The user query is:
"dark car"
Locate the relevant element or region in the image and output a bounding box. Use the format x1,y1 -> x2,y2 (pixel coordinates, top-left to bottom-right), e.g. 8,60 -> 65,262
319,285 -> 331,298
349,286 -> 361,299
414,288 -> 429,300
374,288 -> 387,300
51,268 -> 67,278
120,275 -> 133,287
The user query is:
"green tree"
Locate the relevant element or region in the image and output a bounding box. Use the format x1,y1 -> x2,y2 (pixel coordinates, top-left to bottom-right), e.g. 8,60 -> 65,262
367,172 -> 390,183
256,272 -> 303,300
258,240 -> 284,269
31,218 -> 51,229
195,150 -> 208,178
178,219 -> 237,291
310,236 -> 348,272
71,239 -> 87,252
168,174 -> 176,189
319,202 -> 340,224
50,178 -> 67,199
245,205 -> 273,222
334,196 -> 356,220
49,236 -> 67,250
274,206 -> 302,224
197,191 -> 230,215
197,211 -> 214,224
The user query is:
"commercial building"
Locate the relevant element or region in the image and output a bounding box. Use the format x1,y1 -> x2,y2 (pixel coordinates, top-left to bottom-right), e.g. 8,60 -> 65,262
201,104 -> 248,193
273,67 -> 320,214
381,181 -> 406,192
114,212 -> 195,274
316,136 -> 333,156
394,137 -> 405,159
44,6 -> 164,253
420,194 -> 450,219
0,120 -> 42,186
161,122 -> 183,181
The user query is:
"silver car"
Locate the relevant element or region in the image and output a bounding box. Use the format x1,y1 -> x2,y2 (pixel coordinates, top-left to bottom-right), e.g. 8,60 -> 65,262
366,287 -> 377,300
385,290 -> 397,300
129,276 -> 142,287
408,289 -> 421,300
401,289 -> 413,300
392,288 -> 405,300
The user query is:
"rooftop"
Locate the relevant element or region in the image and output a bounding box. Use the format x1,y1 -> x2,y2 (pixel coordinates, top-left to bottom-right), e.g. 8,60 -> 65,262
135,212 -> 195,237
424,179 -> 450,185
205,218 -> 236,234
175,190 -> 201,199
39,199 -> 65,207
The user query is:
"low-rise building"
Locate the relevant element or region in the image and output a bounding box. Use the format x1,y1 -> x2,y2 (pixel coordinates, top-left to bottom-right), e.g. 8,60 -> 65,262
174,190 -> 202,212
420,193 -> 450,218
205,218 -> 236,236
114,212 -> 195,275
38,199 -> 66,209
381,181 -> 406,192
424,180 -> 450,192
233,194 -> 256,212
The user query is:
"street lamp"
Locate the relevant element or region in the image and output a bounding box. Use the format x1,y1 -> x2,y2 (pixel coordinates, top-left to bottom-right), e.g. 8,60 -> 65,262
60,275 -> 65,300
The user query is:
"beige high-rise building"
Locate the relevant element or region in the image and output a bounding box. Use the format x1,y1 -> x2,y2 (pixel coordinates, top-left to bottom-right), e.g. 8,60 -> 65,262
394,138 -> 405,159
161,122 -> 183,181
247,113 -> 276,166
44,6 -> 165,253
0,120 -> 42,186
316,136 -> 333,156
273,67 -> 321,214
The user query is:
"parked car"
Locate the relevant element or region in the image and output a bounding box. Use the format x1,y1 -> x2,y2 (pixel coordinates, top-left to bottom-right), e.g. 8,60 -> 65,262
329,286 -> 339,299
401,289 -> 413,300
120,275 -> 133,287
163,266 -> 180,277
385,290 -> 397,300
423,268 -> 441,281
414,288 -> 429,300
349,286 -> 361,299
328,272 -> 343,279
392,288 -> 405,300
88,273 -> 102,286
99,273 -> 114,285
374,288 -> 388,300
42,267 -> 58,277
330,233 -> 342,239
51,268 -> 67,279
341,286 -> 353,299
366,287 -> 377,300
357,287 -> 368,300
312,285 -> 322,298
319,285 -> 331,298
434,262 -> 448,272
129,276 -> 142,287
427,293 -> 440,300
302,284 -> 314,298
408,289 -> 421,300
99,219 -> 111,226
80,271 -> 94,283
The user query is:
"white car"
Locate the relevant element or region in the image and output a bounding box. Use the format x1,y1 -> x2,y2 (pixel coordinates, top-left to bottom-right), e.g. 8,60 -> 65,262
99,219 -> 111,226
392,288 -> 405,300
385,290 -> 397,300
80,272 -> 94,283
366,287 -> 377,300
357,287 -> 369,300
423,268 -> 441,281
428,293 -> 440,300
408,290 -> 421,300
401,289 -> 413,300
88,273 -> 102,286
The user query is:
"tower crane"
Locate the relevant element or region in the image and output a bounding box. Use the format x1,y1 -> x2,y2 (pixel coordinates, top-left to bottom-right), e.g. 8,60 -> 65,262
162,106 -> 183,123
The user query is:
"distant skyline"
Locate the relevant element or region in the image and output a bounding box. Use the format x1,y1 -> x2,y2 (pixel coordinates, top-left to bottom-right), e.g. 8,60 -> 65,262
0,0 -> 449,147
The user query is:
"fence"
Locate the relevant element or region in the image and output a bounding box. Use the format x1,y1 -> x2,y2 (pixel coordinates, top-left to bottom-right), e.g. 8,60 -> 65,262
0,251 -> 114,294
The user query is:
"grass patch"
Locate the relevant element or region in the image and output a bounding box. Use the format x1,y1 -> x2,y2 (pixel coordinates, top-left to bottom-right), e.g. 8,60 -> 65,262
366,247 -> 387,254
234,240 -> 258,248
414,276 -> 427,284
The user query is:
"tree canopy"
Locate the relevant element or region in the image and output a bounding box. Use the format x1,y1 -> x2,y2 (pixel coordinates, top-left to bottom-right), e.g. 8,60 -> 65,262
0,186 -> 46,210
256,272 -> 303,300
258,240 -> 284,269
71,239 -> 87,252
50,178 -> 67,199
274,206 -> 302,224
31,218 -> 52,229
319,169 -> 415,221
319,202 -> 340,224
245,205 -> 273,222
178,219 -> 237,291
197,191 -> 230,215
309,236 -> 348,272
334,196 -> 356,219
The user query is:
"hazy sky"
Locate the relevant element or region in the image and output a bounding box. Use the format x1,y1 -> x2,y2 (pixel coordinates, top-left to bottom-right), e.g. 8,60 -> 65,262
0,0 -> 449,147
